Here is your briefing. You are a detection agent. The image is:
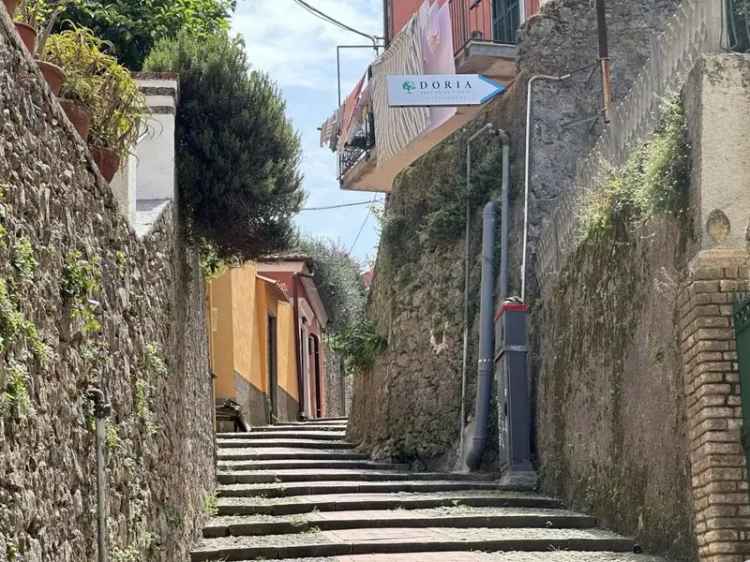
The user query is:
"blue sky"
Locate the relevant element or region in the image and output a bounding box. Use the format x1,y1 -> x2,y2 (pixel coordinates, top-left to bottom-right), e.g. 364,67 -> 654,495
232,0 -> 385,265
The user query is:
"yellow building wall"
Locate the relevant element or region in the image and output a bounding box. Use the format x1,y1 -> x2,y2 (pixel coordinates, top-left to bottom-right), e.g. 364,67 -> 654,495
207,263 -> 300,415
208,271 -> 235,399
230,265 -> 262,390
276,301 -> 298,402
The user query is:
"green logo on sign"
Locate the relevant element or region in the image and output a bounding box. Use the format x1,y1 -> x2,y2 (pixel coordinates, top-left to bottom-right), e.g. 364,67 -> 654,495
402,81 -> 417,93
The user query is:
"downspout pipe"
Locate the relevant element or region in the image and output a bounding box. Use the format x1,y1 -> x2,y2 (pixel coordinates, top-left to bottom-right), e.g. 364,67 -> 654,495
463,129 -> 511,471
459,123 -> 496,460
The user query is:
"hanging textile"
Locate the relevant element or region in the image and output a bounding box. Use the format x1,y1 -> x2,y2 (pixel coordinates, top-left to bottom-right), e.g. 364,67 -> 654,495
371,15 -> 430,164
337,76 -> 365,152
419,0 -> 457,131
319,109 -> 339,150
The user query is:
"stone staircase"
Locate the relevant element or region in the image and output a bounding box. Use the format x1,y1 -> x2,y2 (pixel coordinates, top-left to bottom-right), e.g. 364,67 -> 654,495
191,418 -> 664,561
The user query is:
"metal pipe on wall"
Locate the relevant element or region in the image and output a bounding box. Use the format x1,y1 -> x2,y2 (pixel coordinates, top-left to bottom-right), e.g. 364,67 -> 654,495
521,73 -> 570,303
463,128 -> 511,471
459,122 -> 496,460
88,388 -> 111,562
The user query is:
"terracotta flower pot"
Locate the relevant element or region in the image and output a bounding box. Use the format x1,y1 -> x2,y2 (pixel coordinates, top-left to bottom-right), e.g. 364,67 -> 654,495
89,145 -> 121,182
58,99 -> 91,140
2,0 -> 19,18
36,61 -> 65,96
15,22 -> 36,53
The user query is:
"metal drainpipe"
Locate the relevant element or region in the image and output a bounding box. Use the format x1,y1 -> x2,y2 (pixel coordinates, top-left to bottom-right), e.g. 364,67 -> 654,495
459,122 -> 496,460
88,388 -> 111,562
463,128 -> 511,471
521,73 -> 571,302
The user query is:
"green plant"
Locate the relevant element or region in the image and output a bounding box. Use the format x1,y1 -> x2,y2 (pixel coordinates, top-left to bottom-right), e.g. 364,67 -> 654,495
1,360 -> 33,417
144,31 -> 304,259
43,27 -> 108,106
579,97 -> 689,241
105,422 -> 121,450
144,343 -> 168,378
328,319 -> 387,374
199,241 -> 227,280
12,236 -> 37,280
0,279 -> 49,363
203,493 -> 218,516
16,0 -> 78,55
58,0 -> 236,69
61,250 -> 102,335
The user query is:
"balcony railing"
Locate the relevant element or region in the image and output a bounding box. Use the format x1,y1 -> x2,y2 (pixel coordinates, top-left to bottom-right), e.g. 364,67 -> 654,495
727,0 -> 750,52
338,111 -> 376,180
449,0 -> 519,57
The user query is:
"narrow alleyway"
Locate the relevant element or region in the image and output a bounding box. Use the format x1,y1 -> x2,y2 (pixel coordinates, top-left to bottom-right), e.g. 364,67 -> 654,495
191,420 -> 665,561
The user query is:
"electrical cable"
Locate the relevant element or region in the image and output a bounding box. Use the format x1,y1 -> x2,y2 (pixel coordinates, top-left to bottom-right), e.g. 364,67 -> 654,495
348,197 -> 379,254
291,0 -> 382,44
300,200 -> 375,211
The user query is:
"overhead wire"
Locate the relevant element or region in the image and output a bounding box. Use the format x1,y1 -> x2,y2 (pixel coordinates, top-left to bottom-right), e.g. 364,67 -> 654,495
290,0 -> 383,44
348,197 -> 380,254
300,200 -> 374,211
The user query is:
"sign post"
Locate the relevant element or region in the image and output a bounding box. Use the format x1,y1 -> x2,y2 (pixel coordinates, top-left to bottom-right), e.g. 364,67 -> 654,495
387,74 -> 505,107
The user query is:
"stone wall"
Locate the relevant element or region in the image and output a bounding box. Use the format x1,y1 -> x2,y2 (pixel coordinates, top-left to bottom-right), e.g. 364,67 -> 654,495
537,218 -> 695,560
324,347 -> 346,418
349,0 -> 680,470
0,11 -> 214,562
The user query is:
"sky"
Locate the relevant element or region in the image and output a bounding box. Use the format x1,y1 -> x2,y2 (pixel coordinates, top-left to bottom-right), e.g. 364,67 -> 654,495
232,0 -> 385,266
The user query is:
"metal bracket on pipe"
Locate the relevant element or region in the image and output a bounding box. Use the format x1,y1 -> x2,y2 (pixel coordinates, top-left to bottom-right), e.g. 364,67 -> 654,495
87,388 -> 111,419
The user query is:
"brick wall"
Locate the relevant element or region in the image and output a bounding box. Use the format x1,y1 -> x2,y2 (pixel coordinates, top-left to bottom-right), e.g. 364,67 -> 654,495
681,251 -> 750,562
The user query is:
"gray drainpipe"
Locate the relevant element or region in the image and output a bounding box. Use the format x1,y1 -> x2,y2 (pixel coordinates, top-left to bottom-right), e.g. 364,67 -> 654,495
462,129 -> 511,471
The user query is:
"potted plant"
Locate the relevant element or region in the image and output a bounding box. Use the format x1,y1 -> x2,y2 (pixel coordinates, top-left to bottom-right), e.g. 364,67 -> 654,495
3,0 -> 19,18
42,27 -> 106,139
14,0 -> 72,94
88,63 -> 147,181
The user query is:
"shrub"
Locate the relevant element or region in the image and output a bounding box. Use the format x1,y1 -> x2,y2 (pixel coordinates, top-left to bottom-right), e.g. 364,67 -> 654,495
144,31 -> 304,259
58,0 -> 236,69
328,319 -> 387,374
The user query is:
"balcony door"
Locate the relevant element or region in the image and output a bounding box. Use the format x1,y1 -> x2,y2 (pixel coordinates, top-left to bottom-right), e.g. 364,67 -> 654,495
493,0 -> 520,44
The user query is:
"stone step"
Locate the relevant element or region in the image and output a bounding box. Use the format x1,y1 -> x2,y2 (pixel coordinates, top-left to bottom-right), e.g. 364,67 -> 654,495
217,480 -> 507,498
218,460 -> 407,472
217,439 -> 354,450
218,431 -> 347,441
216,491 -> 563,516
250,424 -> 345,432
190,527 -> 635,561
267,553 -> 665,562
202,507 -> 599,538
218,449 -> 368,462
216,469 -> 498,484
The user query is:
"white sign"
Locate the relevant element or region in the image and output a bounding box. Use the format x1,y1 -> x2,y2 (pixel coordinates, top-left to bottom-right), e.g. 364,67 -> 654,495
387,74 -> 505,107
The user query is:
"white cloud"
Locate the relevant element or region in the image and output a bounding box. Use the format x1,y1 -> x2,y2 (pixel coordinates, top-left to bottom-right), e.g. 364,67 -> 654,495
233,0 -> 382,91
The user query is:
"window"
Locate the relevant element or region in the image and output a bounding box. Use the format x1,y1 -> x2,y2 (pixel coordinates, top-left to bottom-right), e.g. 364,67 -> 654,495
493,0 -> 520,44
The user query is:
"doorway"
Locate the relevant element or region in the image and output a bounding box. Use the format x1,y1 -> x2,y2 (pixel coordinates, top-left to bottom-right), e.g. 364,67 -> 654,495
310,335 -> 322,418
267,315 -> 278,422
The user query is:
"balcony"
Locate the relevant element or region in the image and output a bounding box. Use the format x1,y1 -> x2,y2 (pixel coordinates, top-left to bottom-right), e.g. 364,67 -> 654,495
450,0 -> 518,81
337,0 -> 523,193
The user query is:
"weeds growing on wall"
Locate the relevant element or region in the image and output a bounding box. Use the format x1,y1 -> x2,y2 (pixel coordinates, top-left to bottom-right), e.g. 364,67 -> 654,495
61,250 -> 102,335
579,97 -> 690,241
328,319 -> 387,374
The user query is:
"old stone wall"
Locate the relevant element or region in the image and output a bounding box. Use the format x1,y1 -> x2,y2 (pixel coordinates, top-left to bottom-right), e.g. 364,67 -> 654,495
537,218 -> 695,561
0,11 -> 214,562
324,347 -> 346,417
349,0 -> 679,470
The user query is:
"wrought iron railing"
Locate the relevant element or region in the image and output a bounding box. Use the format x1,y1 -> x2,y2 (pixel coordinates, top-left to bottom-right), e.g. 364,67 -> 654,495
450,0 -> 517,57
728,0 -> 750,52
337,112 -> 376,180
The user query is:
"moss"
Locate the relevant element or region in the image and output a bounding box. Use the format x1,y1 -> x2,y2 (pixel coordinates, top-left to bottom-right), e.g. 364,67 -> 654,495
105,422 -> 122,450
203,493 -> 218,516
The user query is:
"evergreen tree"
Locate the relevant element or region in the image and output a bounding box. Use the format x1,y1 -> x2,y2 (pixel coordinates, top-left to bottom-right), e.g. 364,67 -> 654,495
144,32 -> 305,259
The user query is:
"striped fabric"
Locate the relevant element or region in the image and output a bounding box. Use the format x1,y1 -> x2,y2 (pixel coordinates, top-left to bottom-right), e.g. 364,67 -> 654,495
371,15 -> 430,165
